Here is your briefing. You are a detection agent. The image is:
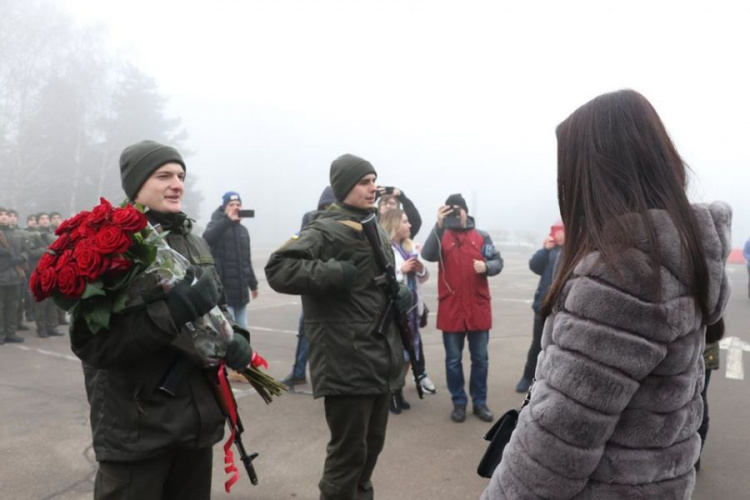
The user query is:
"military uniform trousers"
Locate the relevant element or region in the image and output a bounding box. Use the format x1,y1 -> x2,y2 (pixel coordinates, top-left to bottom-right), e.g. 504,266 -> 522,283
0,284 -> 21,339
94,447 -> 213,500
320,393 -> 390,500
34,298 -> 58,335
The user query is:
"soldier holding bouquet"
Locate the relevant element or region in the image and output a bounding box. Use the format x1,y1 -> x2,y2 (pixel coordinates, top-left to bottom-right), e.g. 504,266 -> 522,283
68,141 -> 256,500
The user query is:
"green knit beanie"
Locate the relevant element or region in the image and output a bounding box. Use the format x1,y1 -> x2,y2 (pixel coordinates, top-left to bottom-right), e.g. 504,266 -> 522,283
329,154 -> 377,202
120,140 -> 186,200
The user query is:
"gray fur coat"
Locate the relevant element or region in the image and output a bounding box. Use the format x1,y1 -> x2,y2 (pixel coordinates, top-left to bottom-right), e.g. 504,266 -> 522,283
482,202 -> 731,500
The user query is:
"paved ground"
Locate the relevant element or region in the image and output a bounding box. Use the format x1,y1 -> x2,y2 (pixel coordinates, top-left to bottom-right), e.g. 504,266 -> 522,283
1,250 -> 749,499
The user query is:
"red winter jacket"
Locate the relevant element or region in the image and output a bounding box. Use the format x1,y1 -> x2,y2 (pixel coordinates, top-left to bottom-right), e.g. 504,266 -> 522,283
422,221 -> 503,332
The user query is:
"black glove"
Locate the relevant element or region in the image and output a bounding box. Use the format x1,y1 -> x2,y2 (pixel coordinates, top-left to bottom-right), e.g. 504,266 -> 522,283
225,334 -> 252,371
341,261 -> 358,291
396,283 -> 414,313
165,266 -> 221,328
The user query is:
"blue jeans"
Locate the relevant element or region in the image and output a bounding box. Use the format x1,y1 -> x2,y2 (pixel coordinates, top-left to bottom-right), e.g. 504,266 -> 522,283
292,314 -> 308,379
442,331 -> 489,407
227,304 -> 248,330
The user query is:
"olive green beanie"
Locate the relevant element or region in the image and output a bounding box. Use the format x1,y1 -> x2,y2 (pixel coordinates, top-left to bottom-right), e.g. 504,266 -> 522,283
329,154 -> 377,202
120,140 -> 186,200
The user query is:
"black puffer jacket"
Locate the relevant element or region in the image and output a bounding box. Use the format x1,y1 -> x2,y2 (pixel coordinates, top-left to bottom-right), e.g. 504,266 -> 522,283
203,208 -> 258,307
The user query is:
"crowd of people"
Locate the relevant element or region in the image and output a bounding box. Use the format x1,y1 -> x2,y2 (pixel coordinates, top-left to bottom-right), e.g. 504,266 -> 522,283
0,209 -> 69,345
1,89 -> 737,499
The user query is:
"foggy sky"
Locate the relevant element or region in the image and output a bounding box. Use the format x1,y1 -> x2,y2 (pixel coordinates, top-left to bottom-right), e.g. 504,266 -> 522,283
63,0 -> 750,249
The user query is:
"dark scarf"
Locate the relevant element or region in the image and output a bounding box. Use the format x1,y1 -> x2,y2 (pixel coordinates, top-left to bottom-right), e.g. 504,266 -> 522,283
146,210 -> 192,235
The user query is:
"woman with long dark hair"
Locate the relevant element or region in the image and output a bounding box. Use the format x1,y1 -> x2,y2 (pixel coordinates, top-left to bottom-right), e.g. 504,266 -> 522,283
482,90 -> 731,499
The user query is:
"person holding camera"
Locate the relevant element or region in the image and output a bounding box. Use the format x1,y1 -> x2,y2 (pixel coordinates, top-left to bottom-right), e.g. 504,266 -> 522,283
376,186 -> 423,238
422,194 -> 503,423
203,191 -> 259,330
515,220 -> 564,393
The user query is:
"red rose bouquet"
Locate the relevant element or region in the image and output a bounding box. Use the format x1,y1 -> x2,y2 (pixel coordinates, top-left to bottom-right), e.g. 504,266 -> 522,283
30,198 -> 151,332
30,197 -> 284,400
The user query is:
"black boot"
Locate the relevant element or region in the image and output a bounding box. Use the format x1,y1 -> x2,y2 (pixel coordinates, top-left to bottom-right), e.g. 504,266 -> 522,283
451,405 -> 466,423
279,372 -> 306,386
5,333 -> 25,343
395,389 -> 410,410
389,392 -> 402,414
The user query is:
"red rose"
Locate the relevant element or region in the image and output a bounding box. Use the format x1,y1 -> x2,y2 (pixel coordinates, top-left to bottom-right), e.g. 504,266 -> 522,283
56,210 -> 90,236
77,248 -> 110,280
108,255 -> 134,274
37,252 -> 57,271
77,221 -> 97,238
57,264 -> 86,298
73,237 -> 97,257
87,198 -> 113,226
69,226 -> 85,242
38,266 -> 58,296
95,226 -> 132,254
111,205 -> 147,233
49,232 -> 72,253
29,269 -> 47,301
54,249 -> 75,271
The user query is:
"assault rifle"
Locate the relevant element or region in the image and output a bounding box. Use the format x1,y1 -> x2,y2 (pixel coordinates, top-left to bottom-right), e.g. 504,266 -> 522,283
361,214 -> 424,399
160,358 -> 260,488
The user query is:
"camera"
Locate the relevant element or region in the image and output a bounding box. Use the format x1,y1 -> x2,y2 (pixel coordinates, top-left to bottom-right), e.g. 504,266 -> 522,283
384,186 -> 395,195
444,206 -> 462,229
238,209 -> 255,218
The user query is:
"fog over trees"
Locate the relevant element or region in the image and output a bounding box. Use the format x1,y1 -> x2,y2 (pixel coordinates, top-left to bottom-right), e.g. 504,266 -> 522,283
0,0 -> 203,219
3,0 -> 748,250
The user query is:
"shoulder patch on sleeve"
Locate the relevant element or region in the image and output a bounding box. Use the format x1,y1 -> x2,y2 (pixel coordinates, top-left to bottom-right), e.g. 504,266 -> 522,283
338,220 -> 363,232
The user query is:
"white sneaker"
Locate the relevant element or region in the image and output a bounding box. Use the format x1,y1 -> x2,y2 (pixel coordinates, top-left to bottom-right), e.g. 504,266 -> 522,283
419,375 -> 437,394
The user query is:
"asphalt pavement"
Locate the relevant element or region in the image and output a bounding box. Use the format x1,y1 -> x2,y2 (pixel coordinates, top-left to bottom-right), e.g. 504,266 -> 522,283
1,250 -> 748,499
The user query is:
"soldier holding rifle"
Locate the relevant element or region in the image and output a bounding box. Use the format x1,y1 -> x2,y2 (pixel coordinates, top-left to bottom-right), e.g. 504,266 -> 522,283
265,153 -> 412,500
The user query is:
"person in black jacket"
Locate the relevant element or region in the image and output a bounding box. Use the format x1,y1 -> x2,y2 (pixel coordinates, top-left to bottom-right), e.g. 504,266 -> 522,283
203,191 -> 259,329
515,221 -> 564,393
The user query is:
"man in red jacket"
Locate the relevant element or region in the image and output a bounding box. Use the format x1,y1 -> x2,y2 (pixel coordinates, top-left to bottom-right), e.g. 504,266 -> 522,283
422,194 -> 503,423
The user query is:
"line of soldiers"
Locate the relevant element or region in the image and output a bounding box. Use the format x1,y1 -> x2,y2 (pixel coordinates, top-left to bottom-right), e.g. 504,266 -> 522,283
0,208 -> 67,345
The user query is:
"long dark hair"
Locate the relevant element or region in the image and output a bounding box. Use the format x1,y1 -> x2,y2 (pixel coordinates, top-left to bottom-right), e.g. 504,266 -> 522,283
542,90 -> 710,322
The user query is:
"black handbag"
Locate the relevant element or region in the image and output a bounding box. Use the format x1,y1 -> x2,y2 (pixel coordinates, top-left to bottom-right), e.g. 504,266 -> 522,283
476,409 -> 519,478
419,304 -> 429,328
476,385 -> 532,478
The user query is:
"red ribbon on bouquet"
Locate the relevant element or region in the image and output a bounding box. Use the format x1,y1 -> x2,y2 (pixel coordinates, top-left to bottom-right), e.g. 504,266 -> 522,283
217,362 -> 240,493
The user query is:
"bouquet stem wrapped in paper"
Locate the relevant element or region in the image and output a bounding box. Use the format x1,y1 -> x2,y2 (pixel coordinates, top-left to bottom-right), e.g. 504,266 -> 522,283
145,224 -> 234,367
146,225 -> 285,402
